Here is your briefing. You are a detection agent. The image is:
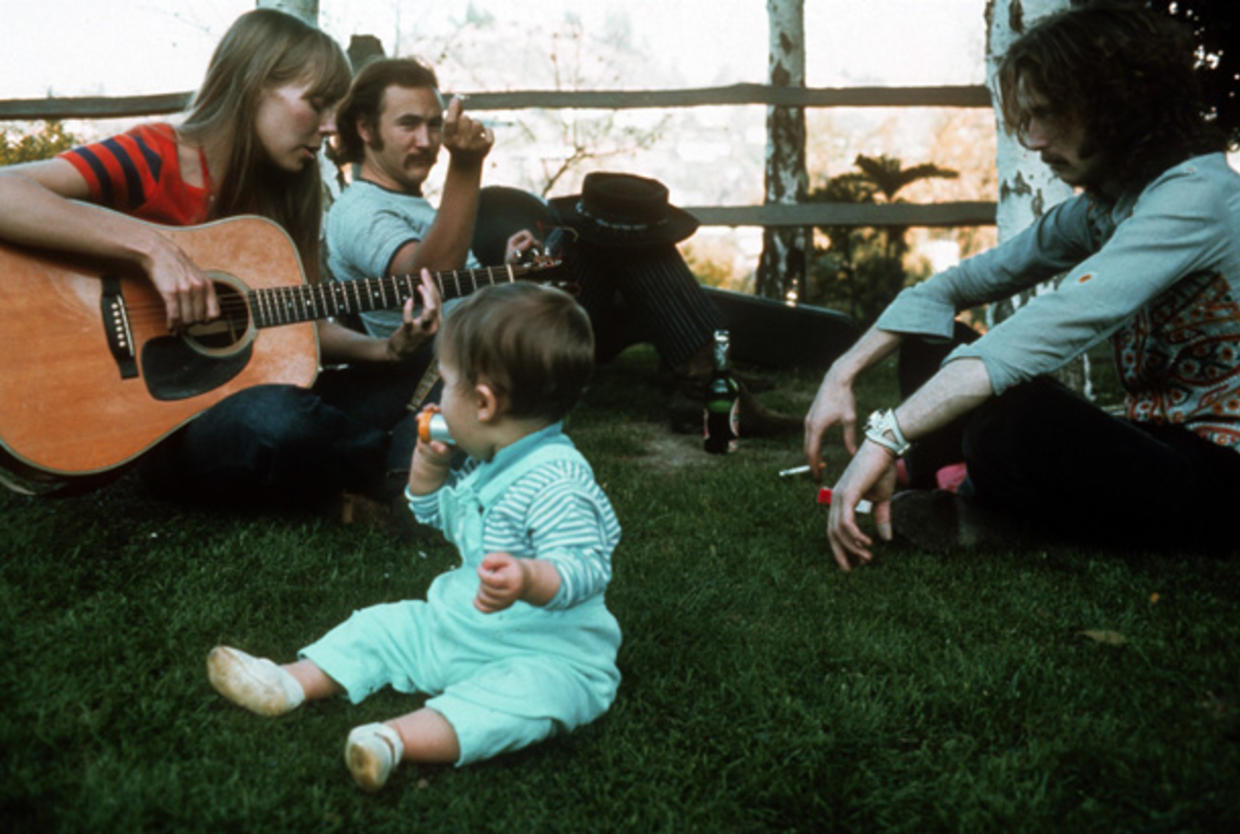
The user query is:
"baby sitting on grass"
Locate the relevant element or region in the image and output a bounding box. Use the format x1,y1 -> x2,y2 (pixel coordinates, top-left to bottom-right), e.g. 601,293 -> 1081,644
207,283 -> 622,792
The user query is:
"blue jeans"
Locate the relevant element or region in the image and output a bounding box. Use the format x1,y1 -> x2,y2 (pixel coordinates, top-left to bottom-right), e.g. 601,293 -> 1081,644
140,357 -> 435,507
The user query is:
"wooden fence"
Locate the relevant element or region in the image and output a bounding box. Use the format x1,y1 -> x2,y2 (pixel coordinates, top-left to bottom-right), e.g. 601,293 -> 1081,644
0,83 -> 998,230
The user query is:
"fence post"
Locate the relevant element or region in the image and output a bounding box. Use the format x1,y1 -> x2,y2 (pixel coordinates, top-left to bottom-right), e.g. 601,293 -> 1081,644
756,0 -> 808,302
256,0 -> 318,25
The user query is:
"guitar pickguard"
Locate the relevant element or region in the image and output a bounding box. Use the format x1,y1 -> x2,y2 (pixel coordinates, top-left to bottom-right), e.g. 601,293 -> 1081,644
141,336 -> 253,401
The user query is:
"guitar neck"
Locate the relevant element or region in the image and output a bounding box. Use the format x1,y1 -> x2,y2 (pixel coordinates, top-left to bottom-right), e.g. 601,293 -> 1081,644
246,262 -> 541,328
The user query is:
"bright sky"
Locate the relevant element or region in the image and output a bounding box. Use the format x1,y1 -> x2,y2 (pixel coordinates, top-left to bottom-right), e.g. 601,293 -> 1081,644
1,0 -> 988,99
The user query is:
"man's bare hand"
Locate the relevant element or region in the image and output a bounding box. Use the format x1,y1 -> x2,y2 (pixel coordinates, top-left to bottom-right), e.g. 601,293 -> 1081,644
803,367 -> 860,481
826,442 -> 897,571
441,96 -> 493,164
386,268 -> 441,360
504,229 -> 539,264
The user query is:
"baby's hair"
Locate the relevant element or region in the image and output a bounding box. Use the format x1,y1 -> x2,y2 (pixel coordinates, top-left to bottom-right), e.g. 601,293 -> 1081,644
438,283 -> 594,422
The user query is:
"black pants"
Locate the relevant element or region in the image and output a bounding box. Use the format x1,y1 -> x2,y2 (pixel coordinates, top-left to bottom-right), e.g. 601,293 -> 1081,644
567,241 -> 723,367
899,327 -> 1240,552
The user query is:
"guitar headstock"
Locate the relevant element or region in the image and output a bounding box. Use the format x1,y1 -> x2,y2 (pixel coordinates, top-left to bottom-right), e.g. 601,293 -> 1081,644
513,225 -> 580,295
520,256 -> 578,296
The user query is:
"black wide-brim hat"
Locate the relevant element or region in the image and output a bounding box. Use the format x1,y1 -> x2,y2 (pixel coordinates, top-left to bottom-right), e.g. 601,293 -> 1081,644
548,171 -> 699,248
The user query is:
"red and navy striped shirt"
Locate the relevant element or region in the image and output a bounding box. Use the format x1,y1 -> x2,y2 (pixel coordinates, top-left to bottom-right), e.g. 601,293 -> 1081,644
58,123 -> 211,226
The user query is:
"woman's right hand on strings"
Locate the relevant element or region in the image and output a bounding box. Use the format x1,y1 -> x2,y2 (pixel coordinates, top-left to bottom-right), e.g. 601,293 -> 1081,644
803,366 -> 859,481
0,163 -> 218,332
143,236 -> 220,331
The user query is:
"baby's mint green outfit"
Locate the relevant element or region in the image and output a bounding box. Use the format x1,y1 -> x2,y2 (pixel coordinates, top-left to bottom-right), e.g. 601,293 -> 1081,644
301,425 -> 621,765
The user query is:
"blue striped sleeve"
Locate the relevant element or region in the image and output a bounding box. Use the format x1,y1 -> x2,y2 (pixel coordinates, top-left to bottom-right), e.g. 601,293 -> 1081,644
485,459 -> 620,610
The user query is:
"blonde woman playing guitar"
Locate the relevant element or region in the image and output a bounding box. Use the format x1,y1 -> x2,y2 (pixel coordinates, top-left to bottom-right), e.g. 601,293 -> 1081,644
0,10 -> 521,504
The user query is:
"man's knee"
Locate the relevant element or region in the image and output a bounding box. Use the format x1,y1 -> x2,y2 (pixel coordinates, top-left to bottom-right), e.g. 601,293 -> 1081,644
964,379 -> 1076,454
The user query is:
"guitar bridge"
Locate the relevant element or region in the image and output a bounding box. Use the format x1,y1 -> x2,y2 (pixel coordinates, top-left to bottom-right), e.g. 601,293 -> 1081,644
100,275 -> 138,379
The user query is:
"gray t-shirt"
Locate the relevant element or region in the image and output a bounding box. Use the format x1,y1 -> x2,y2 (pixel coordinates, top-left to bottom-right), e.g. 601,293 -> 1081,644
325,179 -> 480,338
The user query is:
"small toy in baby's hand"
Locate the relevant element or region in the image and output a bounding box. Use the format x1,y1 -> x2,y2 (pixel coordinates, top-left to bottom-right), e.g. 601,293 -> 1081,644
417,409 -> 455,446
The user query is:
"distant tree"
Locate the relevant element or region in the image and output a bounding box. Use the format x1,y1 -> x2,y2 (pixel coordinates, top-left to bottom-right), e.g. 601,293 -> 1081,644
851,154 -> 958,263
406,13 -> 668,198
804,172 -> 878,321
918,108 -> 999,262
0,121 -> 80,166
805,153 -> 956,324
1149,0 -> 1240,147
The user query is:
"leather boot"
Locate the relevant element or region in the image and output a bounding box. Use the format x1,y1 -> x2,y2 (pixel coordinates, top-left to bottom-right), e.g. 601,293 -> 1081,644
735,384 -> 803,437
890,489 -> 1045,553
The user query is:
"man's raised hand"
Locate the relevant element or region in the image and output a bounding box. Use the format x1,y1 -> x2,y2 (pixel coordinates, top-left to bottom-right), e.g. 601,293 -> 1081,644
441,96 -> 493,164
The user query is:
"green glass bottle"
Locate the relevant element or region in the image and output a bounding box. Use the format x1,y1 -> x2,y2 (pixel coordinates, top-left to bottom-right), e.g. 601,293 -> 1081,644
703,329 -> 739,454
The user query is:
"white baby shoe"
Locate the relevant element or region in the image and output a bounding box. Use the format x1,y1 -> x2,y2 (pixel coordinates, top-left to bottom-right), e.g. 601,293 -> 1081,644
206,645 -> 305,717
345,722 -> 405,792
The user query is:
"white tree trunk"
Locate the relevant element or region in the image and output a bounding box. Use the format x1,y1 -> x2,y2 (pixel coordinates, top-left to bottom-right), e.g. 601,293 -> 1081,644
757,0 -> 807,302
257,0 -> 318,25
985,0 -> 1091,395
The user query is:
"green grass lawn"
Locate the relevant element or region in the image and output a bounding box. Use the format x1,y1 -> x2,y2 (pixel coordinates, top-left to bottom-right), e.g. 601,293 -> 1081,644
2,346 -> 1238,833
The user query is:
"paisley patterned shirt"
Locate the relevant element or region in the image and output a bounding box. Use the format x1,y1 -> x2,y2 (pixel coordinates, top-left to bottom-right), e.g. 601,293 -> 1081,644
875,153 -> 1240,451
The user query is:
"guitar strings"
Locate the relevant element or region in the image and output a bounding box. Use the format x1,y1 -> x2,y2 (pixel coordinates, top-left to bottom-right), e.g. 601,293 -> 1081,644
111,261 -> 556,328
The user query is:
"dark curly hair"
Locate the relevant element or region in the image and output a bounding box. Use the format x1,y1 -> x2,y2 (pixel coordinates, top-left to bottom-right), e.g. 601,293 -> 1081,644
997,1 -> 1227,189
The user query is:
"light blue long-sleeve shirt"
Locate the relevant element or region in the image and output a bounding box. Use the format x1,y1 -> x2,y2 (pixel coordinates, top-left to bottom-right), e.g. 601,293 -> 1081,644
876,153 -> 1240,449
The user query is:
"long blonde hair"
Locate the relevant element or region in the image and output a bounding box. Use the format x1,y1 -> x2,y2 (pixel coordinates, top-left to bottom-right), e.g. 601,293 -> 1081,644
180,9 -> 351,271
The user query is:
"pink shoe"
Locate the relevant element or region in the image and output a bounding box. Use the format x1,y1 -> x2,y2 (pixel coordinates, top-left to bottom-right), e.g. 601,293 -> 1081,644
895,458 -> 911,486
935,462 -> 969,493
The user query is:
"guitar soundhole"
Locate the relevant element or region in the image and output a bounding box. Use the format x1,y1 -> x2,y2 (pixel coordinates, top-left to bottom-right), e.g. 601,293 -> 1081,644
183,282 -> 251,354
139,280 -> 253,402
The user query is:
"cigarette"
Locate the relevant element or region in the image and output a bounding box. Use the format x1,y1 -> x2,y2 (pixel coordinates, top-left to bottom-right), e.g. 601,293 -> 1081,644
778,464 -> 812,477
475,118 -> 515,128
816,487 -> 872,514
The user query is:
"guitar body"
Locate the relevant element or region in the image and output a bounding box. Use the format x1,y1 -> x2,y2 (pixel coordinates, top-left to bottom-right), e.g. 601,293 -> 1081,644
0,215 -> 317,479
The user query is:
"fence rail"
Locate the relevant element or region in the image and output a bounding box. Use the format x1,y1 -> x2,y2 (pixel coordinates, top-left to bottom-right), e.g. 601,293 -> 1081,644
0,83 -> 998,228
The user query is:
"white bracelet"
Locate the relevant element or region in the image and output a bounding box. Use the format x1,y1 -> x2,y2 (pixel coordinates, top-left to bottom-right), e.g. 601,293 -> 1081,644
864,408 -> 911,457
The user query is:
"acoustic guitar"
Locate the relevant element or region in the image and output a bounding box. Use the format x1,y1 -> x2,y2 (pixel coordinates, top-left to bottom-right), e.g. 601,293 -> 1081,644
0,213 -> 563,491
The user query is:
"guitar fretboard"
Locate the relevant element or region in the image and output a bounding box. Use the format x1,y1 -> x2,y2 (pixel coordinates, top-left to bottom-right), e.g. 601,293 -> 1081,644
247,262 -> 547,328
